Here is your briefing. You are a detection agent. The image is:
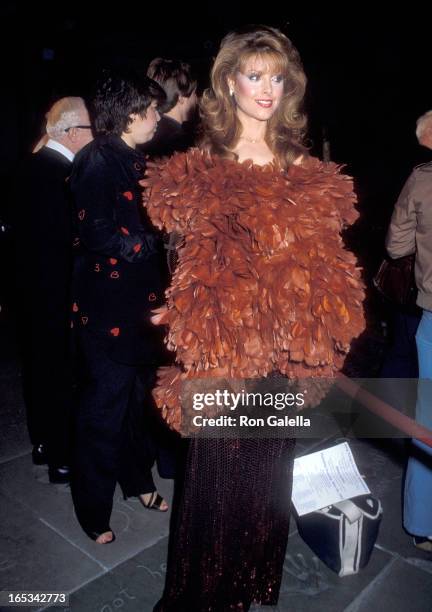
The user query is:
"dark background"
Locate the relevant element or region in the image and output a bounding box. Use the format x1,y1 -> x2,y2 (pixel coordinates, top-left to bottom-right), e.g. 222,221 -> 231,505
1,2 -> 431,314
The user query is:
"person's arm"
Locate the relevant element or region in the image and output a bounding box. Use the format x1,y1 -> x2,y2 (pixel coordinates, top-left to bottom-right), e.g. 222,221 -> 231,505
385,171 -> 417,259
72,150 -> 158,262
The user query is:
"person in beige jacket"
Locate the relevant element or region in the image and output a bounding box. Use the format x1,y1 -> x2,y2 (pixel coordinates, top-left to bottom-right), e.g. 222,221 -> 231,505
387,161 -> 432,310
386,156 -> 432,551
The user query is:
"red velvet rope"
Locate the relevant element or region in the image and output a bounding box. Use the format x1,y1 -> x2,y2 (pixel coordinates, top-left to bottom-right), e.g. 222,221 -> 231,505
336,374 -> 432,448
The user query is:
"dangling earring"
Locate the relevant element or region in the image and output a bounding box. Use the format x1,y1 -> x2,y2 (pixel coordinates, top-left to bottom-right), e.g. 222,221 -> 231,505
229,87 -> 234,97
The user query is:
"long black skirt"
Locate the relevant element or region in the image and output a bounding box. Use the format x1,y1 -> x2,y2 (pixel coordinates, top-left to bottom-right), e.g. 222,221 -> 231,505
157,437 -> 295,611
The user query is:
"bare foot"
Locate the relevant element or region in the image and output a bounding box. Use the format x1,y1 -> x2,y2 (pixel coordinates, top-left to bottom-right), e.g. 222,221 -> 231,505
139,492 -> 169,512
95,531 -> 114,544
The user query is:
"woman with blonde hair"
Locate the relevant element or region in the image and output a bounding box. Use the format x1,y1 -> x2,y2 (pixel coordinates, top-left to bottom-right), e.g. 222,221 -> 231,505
144,25 -> 365,610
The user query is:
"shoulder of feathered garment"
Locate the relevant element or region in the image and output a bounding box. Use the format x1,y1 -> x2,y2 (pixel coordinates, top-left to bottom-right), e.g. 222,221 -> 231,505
141,148 -> 359,234
142,149 -> 365,430
141,147 -> 349,182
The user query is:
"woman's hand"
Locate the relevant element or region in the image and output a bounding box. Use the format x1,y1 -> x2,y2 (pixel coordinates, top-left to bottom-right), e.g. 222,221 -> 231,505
151,305 -> 169,325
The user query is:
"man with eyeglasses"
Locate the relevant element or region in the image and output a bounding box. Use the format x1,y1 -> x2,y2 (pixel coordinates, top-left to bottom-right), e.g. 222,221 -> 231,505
14,96 -> 93,484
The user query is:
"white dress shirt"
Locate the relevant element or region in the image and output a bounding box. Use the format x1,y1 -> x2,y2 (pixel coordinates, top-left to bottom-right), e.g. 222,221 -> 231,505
45,139 -> 74,162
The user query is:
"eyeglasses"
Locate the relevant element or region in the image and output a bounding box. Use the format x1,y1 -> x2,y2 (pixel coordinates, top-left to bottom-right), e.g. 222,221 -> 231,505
64,125 -> 92,132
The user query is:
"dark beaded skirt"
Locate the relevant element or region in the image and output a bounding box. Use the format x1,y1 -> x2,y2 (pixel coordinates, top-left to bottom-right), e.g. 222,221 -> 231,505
156,437 -> 295,611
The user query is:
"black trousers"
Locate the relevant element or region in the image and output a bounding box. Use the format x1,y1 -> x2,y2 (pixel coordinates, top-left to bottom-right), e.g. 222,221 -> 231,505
71,328 -> 167,536
19,305 -> 72,466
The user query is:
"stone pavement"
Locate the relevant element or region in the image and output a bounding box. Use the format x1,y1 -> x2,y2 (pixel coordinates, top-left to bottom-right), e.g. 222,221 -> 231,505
1,319 -> 431,612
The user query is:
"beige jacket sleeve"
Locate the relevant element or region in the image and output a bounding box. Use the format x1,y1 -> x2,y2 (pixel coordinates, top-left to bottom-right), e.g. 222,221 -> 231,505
385,172 -> 417,259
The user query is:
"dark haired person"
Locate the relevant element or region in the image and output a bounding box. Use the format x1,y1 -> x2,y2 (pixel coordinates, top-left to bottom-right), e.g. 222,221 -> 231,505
70,70 -> 169,544
145,58 -> 197,157
145,59 -> 198,275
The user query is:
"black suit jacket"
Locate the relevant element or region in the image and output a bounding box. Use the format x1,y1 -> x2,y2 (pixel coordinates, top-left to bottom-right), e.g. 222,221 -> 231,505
15,146 -> 73,327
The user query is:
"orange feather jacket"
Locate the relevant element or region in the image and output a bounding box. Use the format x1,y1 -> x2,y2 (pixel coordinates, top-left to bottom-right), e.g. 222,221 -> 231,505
141,150 -> 365,430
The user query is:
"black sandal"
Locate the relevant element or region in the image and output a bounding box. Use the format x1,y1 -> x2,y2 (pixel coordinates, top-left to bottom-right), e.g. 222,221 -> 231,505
139,491 -> 168,512
83,527 -> 116,544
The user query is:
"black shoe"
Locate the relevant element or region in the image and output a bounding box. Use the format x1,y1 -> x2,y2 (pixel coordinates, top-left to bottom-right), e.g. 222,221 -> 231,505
48,465 -> 71,484
32,444 -> 48,465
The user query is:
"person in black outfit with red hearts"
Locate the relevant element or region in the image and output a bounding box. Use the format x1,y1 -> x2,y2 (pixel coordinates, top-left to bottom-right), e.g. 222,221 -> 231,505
70,69 -> 170,544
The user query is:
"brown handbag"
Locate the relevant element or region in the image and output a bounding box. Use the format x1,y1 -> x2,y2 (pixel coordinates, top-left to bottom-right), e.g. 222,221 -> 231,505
373,253 -> 417,306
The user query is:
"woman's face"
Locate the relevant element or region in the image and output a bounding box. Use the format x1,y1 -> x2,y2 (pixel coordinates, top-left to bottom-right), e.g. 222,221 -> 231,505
228,55 -> 284,123
123,101 -> 160,148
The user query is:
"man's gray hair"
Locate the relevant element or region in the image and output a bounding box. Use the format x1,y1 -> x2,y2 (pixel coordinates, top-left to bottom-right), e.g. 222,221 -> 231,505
416,110 -> 432,139
45,97 -> 87,139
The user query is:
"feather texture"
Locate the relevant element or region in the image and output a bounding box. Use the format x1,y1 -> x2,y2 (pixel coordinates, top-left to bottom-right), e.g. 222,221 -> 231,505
141,150 -> 365,431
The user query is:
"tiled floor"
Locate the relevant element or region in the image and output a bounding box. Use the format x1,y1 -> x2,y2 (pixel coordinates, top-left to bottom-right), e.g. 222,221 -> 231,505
1,319 -> 431,611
